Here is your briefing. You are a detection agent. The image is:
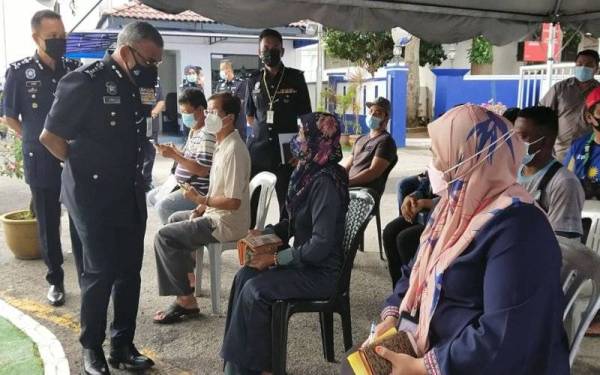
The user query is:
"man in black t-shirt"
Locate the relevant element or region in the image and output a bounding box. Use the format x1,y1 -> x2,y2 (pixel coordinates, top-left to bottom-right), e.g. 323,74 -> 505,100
341,97 -> 397,197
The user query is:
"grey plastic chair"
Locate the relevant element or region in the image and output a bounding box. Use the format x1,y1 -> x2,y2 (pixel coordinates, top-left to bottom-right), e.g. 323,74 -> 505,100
582,199 -> 600,253
558,238 -> 600,367
194,171 -> 277,314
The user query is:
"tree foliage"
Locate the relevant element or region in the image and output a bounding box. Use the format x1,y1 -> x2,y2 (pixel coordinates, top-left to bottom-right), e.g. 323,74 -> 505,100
419,41 -> 447,67
323,30 -> 394,76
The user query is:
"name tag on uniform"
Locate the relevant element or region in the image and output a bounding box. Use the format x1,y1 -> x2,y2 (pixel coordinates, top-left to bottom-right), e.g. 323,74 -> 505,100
103,96 -> 121,105
139,87 -> 157,106
267,110 -> 274,124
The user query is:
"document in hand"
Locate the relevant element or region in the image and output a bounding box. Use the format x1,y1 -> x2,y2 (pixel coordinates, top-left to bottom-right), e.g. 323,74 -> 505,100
347,327 -> 417,375
237,234 -> 283,265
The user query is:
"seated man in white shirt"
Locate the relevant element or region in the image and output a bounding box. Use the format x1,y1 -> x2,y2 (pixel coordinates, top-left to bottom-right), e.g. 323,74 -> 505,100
514,106 -> 585,240
153,92 -> 251,323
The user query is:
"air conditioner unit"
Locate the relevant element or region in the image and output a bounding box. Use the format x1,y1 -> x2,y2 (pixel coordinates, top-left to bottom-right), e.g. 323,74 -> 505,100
36,0 -> 57,8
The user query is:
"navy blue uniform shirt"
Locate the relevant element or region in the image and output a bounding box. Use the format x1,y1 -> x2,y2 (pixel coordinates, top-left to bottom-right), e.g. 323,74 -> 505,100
246,66 -> 311,171
3,53 -> 81,188
44,55 -> 148,226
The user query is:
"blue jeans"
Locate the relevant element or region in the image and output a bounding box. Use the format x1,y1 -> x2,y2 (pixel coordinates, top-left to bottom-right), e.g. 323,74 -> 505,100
147,187 -> 197,224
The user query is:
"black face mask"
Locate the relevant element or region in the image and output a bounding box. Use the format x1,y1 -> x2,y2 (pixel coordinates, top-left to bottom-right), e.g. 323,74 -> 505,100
128,47 -> 158,88
261,48 -> 282,67
44,38 -> 66,61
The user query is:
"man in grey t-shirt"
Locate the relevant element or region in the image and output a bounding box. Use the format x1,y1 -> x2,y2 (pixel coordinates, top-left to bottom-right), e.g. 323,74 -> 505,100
514,106 -> 585,239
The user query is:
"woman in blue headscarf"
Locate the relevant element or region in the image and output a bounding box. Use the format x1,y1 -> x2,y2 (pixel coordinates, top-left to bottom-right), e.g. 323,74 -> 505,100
221,112 -> 349,375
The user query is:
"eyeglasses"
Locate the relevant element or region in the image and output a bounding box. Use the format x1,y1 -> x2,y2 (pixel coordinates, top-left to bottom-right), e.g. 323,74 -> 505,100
203,110 -> 220,116
130,46 -> 162,68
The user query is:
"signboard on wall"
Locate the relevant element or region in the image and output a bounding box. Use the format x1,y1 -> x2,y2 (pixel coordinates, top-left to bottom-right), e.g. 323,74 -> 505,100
524,23 -> 563,62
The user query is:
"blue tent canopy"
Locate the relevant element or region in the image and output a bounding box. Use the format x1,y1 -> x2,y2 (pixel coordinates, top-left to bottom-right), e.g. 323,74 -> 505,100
66,32 -> 117,59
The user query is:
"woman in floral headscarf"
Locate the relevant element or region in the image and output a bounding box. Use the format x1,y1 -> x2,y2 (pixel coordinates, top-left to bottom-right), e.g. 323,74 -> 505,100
348,104 -> 569,375
221,112 -> 349,375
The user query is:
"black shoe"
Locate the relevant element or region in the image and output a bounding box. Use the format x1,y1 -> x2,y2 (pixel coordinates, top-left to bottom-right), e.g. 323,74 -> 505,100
47,284 -> 65,306
108,343 -> 154,371
82,348 -> 110,375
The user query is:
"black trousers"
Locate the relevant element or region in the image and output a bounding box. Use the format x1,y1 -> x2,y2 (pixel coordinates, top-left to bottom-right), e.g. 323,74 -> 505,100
382,216 -> 425,287
30,187 -> 64,285
250,164 -> 293,227
70,216 -> 145,349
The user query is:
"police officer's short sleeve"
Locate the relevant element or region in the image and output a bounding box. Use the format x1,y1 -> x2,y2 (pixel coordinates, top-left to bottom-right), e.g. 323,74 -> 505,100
44,71 -> 92,140
3,67 -> 21,119
155,84 -> 163,102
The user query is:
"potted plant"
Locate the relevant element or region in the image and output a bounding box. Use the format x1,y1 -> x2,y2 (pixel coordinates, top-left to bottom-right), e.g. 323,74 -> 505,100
468,36 -> 493,75
336,89 -> 354,146
0,129 -> 40,260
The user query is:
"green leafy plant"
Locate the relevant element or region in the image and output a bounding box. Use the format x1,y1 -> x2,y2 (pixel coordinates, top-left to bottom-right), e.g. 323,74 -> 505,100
336,89 -> 355,134
419,41 -> 447,67
468,36 -> 493,65
0,132 -> 24,180
323,30 -> 394,76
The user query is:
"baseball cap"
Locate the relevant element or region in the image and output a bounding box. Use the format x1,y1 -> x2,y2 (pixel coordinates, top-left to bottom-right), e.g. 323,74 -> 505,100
586,87 -> 600,110
366,97 -> 391,114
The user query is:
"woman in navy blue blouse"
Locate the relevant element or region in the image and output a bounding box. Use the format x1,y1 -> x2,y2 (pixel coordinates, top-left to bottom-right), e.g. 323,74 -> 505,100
362,105 -> 569,375
221,112 -> 349,375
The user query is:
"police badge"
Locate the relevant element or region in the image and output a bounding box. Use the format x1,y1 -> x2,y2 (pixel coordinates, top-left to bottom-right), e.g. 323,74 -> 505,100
105,81 -> 118,96
25,68 -> 36,80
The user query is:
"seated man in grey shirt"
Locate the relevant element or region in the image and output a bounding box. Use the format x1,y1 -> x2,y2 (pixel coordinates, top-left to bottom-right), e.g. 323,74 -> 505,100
514,106 -> 585,239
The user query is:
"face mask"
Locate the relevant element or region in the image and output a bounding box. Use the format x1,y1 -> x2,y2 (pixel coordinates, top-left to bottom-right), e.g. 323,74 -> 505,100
290,134 -> 307,160
181,112 -> 196,128
219,71 -> 227,80
366,115 -> 383,130
431,129 -> 515,191
44,38 -> 66,61
575,66 -> 595,82
261,48 -> 282,67
128,48 -> 158,88
186,74 -> 197,83
521,136 -> 544,166
204,113 -> 223,134
427,162 -> 447,195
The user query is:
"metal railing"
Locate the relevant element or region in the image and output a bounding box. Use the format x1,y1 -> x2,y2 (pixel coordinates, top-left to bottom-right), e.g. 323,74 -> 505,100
517,62 -> 575,108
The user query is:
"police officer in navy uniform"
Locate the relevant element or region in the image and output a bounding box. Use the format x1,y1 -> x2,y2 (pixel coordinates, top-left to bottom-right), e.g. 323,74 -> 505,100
216,59 -> 248,139
246,28 -> 312,221
40,22 -> 162,374
2,10 -> 81,306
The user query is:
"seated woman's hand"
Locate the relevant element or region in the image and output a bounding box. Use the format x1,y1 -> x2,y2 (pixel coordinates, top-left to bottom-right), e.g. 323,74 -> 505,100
247,229 -> 263,237
374,346 -> 426,375
248,252 -> 274,271
361,316 -> 398,348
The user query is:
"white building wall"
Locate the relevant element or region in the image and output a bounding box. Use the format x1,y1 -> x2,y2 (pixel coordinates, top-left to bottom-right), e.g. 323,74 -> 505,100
162,34 -> 298,95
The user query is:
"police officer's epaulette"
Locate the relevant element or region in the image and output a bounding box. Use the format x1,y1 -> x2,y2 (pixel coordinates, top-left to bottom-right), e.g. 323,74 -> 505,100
64,57 -> 82,70
9,57 -> 33,70
82,61 -> 106,79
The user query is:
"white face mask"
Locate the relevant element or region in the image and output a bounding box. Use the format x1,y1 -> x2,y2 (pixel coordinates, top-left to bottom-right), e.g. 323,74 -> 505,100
219,71 -> 227,80
204,113 -> 223,134
430,129 -> 515,193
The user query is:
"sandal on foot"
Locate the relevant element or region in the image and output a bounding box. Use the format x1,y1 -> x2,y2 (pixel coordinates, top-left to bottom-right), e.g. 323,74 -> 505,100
153,303 -> 200,324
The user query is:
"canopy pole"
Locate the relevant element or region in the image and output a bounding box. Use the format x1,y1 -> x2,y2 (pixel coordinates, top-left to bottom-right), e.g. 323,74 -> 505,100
546,22 -> 556,93
315,23 -> 323,111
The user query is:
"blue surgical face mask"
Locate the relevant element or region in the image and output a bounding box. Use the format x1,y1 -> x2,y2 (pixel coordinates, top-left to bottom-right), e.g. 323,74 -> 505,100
366,115 -> 383,130
575,66 -> 595,82
521,136 -> 545,166
181,112 -> 196,128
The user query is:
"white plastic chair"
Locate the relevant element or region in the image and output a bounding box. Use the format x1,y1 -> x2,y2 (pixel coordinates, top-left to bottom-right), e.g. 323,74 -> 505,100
582,200 -> 600,253
557,238 -> 600,367
194,171 -> 277,314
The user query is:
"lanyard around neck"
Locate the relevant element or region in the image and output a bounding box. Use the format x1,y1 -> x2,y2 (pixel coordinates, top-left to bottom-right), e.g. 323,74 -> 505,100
262,67 -> 285,111
582,133 -> 596,176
